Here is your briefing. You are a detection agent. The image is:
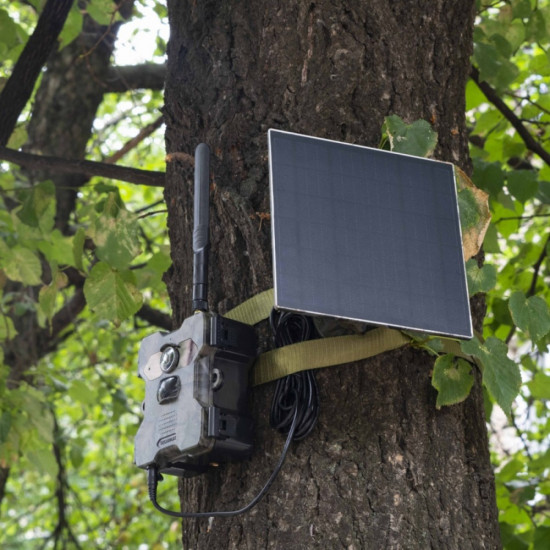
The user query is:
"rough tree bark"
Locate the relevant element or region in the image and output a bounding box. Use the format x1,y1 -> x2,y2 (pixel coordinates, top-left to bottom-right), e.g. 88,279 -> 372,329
163,1 -> 499,548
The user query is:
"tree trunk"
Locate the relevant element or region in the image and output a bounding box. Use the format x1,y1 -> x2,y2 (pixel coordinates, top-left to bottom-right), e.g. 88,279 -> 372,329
163,1 -> 500,548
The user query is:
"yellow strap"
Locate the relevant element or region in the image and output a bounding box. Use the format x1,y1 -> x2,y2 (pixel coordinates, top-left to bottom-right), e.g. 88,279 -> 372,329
224,288 -> 274,326
225,289 -> 479,386
251,327 -> 410,385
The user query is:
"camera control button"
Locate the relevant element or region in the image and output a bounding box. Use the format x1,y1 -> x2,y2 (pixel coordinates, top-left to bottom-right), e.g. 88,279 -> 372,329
157,376 -> 181,404
160,346 -> 180,373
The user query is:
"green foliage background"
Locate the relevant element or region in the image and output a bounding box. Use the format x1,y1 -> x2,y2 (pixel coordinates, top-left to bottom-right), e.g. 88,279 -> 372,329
0,0 -> 548,548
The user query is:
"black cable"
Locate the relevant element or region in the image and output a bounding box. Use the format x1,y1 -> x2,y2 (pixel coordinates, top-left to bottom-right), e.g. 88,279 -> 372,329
269,310 -> 320,441
147,400 -> 298,518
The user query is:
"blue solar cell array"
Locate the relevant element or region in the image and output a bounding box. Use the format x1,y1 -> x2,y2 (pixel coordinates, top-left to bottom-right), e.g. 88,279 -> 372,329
268,129 -> 472,339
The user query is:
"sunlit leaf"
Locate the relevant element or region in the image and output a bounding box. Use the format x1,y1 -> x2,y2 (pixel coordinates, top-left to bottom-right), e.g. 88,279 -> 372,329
24,447 -> 58,478
37,230 -> 74,267
509,291 -> 550,342
90,194 -> 141,270
7,125 -> 27,149
461,337 -> 521,415
431,354 -> 474,408
87,0 -> 120,25
38,268 -> 69,324
68,380 -> 96,406
474,42 -> 519,90
2,246 -> 42,285
83,262 -> 142,326
384,115 -> 438,157
58,3 -> 83,50
0,315 -> 17,340
527,372 -> 550,400
466,259 -> 497,295
16,181 -> 56,233
73,226 -> 86,272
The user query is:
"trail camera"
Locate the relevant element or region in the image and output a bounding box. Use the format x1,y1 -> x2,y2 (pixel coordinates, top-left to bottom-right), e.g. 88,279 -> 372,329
134,144 -> 256,477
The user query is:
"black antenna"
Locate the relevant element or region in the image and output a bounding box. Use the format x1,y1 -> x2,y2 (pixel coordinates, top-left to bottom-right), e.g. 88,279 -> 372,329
192,143 -> 210,312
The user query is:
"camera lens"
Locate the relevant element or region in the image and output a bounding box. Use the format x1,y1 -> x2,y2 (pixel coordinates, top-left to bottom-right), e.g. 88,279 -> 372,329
160,345 -> 180,373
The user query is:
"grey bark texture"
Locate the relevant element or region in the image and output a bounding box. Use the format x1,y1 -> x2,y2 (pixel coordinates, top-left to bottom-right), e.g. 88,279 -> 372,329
163,1 -> 500,548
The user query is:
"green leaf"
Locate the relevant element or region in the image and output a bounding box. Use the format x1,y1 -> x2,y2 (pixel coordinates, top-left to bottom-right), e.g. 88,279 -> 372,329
528,53 -> 550,77
498,458 -> 524,482
91,194 -> 141,270
134,250 -> 171,290
0,9 -> 20,50
534,526 -> 550,550
474,42 -> 519,90
537,180 -> 550,204
3,246 -> 42,285
87,0 -> 119,25
461,337 -> 521,415
527,372 -> 550,400
432,354 -> 474,408
529,448 -> 550,475
0,411 -> 12,444
526,10 -> 548,42
458,187 -> 480,229
503,20 -> 525,52
466,260 -> 497,295
37,230 -> 74,267
509,291 -> 550,342
499,523 -> 530,550
69,442 -> 84,468
7,125 -> 28,149
17,181 -> 56,232
466,79 -> 487,111
73,226 -> 86,272
512,0 -> 532,20
38,268 -> 68,323
384,115 -> 438,157
455,168 -> 491,260
0,315 -> 17,340
83,262 -> 142,326
58,3 -> 83,50
68,380 -> 96,406
482,223 -> 501,254
506,171 -> 538,203
25,447 -> 58,478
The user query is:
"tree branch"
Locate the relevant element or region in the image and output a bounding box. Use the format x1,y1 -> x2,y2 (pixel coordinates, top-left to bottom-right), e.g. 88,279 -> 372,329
51,412 -> 83,550
470,66 -> 550,167
104,63 -> 167,93
49,288 -> 87,345
0,0 -> 74,146
527,232 -> 549,297
0,467 -> 10,515
137,304 -> 172,331
105,116 -> 164,164
0,147 -> 165,187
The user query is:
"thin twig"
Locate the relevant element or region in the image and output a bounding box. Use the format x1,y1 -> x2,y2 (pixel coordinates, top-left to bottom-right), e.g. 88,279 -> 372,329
471,66 -> 550,167
105,116 -> 164,164
494,214 -> 550,223
527,233 -> 549,297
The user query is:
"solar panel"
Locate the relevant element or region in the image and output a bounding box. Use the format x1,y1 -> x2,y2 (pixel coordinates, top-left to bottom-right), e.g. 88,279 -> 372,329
268,129 -> 473,339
